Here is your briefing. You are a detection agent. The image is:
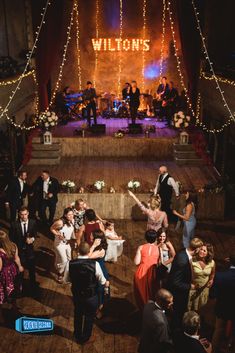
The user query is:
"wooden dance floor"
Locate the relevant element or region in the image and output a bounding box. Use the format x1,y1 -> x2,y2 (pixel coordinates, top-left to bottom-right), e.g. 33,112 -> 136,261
26,159 -> 218,193
1,221 -> 235,353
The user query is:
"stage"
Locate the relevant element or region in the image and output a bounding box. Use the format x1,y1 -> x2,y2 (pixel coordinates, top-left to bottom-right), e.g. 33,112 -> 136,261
53,117 -> 178,139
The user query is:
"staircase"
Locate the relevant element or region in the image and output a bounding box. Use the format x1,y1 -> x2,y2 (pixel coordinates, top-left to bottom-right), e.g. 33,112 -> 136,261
173,143 -> 204,166
27,137 -> 61,165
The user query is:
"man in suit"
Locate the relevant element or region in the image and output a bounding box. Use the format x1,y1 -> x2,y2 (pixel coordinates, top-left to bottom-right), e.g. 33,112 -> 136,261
69,242 -> 109,344
31,170 -> 60,225
10,206 -> 38,291
5,170 -> 29,221
167,237 -> 203,328
174,311 -> 212,353
154,165 -> 179,220
211,255 -> 235,353
139,289 -> 174,353
83,81 -> 97,127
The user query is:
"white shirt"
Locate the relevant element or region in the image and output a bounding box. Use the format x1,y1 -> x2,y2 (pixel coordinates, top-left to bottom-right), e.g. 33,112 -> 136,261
186,248 -> 192,261
21,220 -> 28,234
54,222 -> 75,245
18,178 -> 24,193
154,173 -> 179,196
43,177 -> 50,195
78,255 -> 107,285
184,332 -> 200,340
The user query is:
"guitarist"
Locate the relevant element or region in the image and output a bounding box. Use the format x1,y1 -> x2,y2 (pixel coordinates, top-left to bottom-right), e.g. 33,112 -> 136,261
83,81 -> 97,127
156,76 -> 169,121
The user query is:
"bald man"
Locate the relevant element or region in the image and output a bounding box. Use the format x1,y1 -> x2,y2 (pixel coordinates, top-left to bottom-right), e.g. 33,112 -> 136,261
139,289 -> 174,353
154,166 -> 179,220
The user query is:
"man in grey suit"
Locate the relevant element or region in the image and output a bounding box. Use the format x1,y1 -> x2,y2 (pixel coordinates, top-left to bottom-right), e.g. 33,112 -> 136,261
139,289 -> 174,353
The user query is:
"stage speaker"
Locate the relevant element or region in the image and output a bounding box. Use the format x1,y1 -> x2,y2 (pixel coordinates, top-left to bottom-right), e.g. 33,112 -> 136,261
90,124 -> 106,135
128,124 -> 143,134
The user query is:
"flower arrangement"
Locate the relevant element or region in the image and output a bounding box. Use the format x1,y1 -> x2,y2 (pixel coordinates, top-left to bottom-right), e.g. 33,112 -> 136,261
114,129 -> 125,138
173,111 -> 190,129
38,111 -> 58,130
94,180 -> 105,191
128,179 -> 141,190
62,180 -> 76,193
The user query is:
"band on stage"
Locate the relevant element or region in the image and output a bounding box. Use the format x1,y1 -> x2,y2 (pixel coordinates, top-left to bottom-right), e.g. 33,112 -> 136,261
54,76 -> 184,127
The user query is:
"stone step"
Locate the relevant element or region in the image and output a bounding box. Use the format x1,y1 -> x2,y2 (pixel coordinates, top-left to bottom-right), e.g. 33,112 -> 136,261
173,143 -> 195,151
32,142 -> 61,151
32,136 -> 60,144
31,150 -> 60,158
27,156 -> 61,165
175,157 -> 204,166
174,150 -> 199,159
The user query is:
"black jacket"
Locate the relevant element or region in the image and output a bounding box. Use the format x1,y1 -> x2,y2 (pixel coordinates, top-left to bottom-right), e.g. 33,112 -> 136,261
167,249 -> 191,294
210,267 -> 235,320
31,176 -> 60,203
10,219 -> 37,259
139,301 -> 173,353
174,332 -> 206,353
5,177 -> 29,207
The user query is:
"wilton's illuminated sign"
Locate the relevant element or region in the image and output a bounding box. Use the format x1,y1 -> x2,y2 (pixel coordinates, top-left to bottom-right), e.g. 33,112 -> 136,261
92,38 -> 150,51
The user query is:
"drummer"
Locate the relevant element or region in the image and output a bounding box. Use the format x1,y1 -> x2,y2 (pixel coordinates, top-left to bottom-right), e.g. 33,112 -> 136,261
122,82 -> 131,100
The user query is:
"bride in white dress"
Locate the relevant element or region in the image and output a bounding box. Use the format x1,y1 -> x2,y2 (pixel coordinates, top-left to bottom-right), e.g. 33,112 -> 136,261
104,222 -> 125,262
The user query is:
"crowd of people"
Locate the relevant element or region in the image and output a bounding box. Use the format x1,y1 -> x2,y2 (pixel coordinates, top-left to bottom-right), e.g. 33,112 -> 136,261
0,166 -> 234,352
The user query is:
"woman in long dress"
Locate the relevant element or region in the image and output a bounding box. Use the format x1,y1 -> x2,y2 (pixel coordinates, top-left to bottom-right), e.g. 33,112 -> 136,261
50,207 -> 75,283
128,190 -> 168,232
188,243 -> 215,311
0,230 -> 24,321
173,191 -> 197,248
134,229 -> 159,310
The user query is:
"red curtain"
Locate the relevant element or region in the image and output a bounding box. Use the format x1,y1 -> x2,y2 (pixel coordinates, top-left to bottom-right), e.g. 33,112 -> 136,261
176,0 -> 203,110
31,0 -> 65,111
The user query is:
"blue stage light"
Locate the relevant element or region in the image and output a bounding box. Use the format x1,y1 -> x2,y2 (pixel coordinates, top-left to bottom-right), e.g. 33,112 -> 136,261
144,63 -> 160,79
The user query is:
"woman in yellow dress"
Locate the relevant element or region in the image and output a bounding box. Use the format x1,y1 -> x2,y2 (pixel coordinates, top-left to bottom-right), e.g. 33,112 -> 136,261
188,243 -> 215,311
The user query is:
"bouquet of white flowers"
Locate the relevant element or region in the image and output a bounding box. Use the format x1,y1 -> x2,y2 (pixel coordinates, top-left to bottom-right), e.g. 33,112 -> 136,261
174,111 -> 190,129
94,180 -> 105,191
128,180 -> 141,190
62,180 -> 76,189
38,111 -> 58,130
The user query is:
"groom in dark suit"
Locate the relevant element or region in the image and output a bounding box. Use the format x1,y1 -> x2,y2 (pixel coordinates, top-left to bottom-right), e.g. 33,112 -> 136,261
139,289 -> 174,353
10,206 -> 38,291
167,237 -> 203,328
31,170 -> 60,225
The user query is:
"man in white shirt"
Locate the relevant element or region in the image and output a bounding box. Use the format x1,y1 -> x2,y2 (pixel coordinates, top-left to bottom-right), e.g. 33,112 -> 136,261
69,242 -> 109,345
154,165 -> 179,220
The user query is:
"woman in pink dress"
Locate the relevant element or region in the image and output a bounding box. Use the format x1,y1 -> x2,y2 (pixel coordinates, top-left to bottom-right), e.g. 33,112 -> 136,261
134,230 -> 159,310
128,190 -> 168,231
0,230 -> 24,321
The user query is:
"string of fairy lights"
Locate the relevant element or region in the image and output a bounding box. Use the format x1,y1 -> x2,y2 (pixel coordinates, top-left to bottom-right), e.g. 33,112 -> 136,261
47,1 -> 75,110
93,0 -> 99,88
191,0 -> 235,130
0,0 -> 51,122
166,0 -> 235,133
74,0 -> 82,91
0,70 -> 34,87
141,0 -> 147,92
201,71 -> 235,87
159,0 -> 166,81
117,0 -> 123,96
